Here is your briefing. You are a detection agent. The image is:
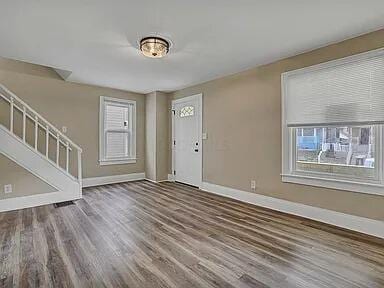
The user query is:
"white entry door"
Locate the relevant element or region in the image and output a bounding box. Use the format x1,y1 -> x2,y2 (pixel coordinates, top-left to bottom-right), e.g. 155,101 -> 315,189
172,94 -> 202,187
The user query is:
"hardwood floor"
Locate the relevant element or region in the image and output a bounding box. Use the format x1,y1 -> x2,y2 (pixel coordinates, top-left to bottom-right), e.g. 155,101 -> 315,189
1,180 -> 384,288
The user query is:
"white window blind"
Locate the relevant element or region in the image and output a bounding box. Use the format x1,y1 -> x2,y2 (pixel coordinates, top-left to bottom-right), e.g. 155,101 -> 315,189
106,132 -> 130,158
283,49 -> 384,127
99,97 -> 136,165
105,104 -> 130,159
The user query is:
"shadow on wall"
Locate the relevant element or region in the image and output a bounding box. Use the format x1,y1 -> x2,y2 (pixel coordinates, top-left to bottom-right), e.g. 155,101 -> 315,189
0,154 -> 56,200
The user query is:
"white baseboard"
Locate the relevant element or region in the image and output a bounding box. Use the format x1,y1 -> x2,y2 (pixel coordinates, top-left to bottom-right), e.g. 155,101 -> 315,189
0,190 -> 81,213
201,182 -> 384,239
145,178 -> 170,183
168,174 -> 175,181
144,175 -> 174,183
82,172 -> 145,188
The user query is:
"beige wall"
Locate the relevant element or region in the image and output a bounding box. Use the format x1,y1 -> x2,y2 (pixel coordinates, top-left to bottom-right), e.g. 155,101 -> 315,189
145,91 -> 170,182
171,29 -> 384,221
156,92 -> 170,181
145,92 -> 157,181
0,57 -> 145,181
2,29 -> 384,218
0,154 -> 56,199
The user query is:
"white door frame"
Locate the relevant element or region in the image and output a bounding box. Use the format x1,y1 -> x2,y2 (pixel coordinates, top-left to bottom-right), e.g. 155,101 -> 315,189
171,93 -> 203,188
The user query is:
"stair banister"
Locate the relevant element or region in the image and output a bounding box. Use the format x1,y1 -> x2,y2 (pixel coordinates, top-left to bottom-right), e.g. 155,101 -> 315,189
0,84 -> 82,184
0,85 -> 82,151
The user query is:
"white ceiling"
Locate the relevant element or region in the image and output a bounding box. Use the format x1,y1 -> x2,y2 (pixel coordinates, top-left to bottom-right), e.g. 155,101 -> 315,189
0,1 -> 384,94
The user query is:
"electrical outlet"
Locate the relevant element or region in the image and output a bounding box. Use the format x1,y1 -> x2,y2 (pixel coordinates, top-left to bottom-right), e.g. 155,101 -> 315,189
4,184 -> 12,194
251,180 -> 256,191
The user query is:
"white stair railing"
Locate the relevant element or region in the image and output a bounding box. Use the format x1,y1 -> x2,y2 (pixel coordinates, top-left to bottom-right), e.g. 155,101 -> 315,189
0,84 -> 82,184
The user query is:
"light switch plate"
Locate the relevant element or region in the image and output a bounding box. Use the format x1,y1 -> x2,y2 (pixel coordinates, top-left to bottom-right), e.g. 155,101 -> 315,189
251,180 -> 256,190
4,184 -> 12,194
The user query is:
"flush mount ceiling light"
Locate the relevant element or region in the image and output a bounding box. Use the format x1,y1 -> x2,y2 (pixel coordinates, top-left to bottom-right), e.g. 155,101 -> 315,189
140,36 -> 170,58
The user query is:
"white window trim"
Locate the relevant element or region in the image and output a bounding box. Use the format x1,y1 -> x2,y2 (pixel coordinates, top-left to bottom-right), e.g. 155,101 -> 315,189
99,96 -> 136,166
281,51 -> 384,197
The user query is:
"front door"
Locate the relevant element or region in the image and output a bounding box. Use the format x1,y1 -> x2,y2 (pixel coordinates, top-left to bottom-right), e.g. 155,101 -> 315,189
172,94 -> 202,187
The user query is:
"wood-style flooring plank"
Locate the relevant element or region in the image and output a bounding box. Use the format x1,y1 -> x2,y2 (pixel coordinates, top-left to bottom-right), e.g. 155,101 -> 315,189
0,180 -> 383,288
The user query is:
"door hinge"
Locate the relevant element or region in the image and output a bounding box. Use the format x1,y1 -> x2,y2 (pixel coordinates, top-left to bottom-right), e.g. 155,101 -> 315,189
172,109 -> 175,115
173,170 -> 176,175
173,140 -> 176,146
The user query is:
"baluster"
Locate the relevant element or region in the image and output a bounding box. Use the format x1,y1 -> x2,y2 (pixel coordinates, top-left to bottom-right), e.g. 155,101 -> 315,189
34,116 -> 38,150
22,106 -> 27,142
10,97 -> 14,133
46,126 -> 49,158
56,133 -> 60,165
66,142 -> 70,173
77,150 -> 82,183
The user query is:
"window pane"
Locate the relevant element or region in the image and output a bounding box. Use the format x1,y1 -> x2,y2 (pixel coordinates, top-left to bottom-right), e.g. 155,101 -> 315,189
105,104 -> 129,130
303,128 -> 315,136
106,132 -> 130,158
297,128 -> 303,136
296,126 -> 375,178
180,106 -> 194,117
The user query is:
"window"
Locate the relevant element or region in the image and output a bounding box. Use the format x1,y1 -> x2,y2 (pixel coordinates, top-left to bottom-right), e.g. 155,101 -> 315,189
302,128 -> 315,137
180,105 -> 194,117
296,125 -> 376,179
99,96 -> 136,165
282,48 -> 384,195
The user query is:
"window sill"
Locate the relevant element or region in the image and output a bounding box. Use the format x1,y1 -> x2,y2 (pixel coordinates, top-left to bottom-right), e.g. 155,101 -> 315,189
281,173 -> 384,196
99,158 -> 137,166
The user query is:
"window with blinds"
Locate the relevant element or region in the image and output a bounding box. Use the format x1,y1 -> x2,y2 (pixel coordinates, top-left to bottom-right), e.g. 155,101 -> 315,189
281,48 -> 384,196
99,96 -> 136,165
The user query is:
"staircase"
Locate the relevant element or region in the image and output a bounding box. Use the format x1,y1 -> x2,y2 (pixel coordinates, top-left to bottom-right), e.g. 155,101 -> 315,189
0,84 -> 82,209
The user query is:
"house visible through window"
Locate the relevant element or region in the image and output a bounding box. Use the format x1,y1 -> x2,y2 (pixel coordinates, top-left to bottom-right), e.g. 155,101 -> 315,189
282,48 -> 384,195
295,126 -> 376,179
99,96 -> 136,165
